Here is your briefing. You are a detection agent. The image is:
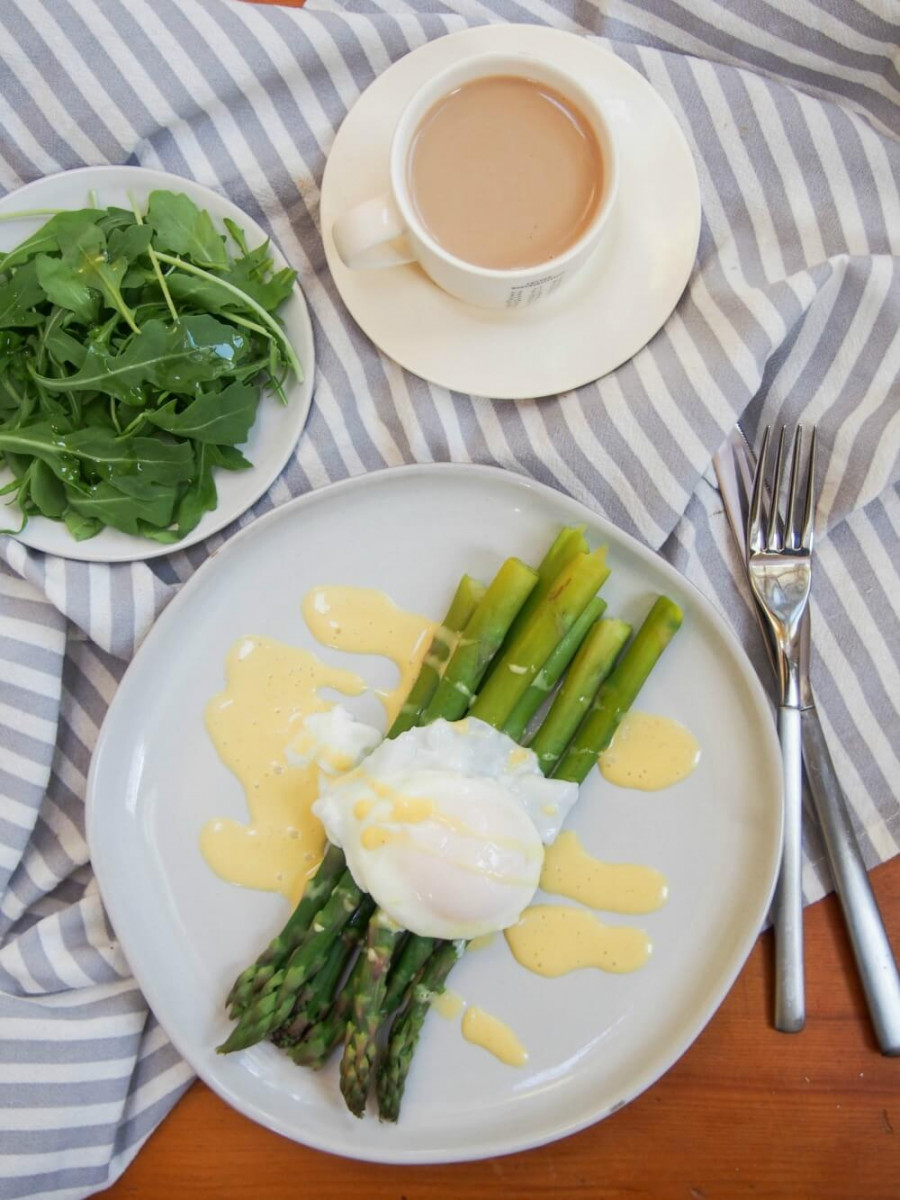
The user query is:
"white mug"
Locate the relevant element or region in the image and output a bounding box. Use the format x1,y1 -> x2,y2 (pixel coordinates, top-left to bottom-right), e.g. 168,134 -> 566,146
332,52 -> 619,311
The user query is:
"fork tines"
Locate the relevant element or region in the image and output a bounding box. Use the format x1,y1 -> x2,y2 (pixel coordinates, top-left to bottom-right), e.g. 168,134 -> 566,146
747,425 -> 817,556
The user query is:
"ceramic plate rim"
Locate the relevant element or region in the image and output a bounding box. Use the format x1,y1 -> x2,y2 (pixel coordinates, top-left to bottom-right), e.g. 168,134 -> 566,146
320,26 -> 701,399
87,462 -> 781,1164
0,165 -> 315,563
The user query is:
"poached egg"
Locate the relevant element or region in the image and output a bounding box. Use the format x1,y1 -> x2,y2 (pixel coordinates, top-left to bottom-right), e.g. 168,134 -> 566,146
308,711 -> 578,940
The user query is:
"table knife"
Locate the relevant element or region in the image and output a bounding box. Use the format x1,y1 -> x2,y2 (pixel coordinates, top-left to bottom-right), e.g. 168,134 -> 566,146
713,424 -> 900,1055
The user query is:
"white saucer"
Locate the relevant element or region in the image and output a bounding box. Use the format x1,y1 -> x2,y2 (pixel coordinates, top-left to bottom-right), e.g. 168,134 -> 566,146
320,26 -> 701,400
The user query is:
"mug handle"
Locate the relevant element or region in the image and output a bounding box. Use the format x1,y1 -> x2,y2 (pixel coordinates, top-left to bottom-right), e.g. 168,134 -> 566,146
332,195 -> 415,270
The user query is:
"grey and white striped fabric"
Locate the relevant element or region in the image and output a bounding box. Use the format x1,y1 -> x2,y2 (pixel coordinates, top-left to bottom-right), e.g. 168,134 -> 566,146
0,0 -> 898,1194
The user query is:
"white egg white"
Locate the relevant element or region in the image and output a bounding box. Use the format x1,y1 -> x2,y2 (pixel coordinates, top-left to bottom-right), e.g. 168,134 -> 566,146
309,713 -> 578,940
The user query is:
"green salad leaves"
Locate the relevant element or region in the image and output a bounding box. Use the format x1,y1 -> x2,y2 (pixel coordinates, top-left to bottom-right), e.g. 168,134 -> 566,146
0,190 -> 301,543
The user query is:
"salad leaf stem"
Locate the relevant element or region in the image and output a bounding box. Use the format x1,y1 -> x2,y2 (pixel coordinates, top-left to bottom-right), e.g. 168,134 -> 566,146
153,251 -> 302,379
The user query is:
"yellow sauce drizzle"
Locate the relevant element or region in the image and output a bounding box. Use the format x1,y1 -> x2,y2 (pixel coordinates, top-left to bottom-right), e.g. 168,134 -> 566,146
360,826 -> 403,851
354,799 -> 374,820
461,1006 -> 528,1067
467,932 -> 496,952
541,831 -> 668,914
389,795 -> 435,823
201,636 -> 365,902
505,905 -> 651,976
302,586 -> 435,726
433,989 -> 464,1020
599,711 -> 700,791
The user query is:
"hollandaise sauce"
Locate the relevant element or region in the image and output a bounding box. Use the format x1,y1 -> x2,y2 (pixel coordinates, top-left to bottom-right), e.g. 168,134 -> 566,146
202,588 -> 438,901
505,904 -> 651,976
461,1006 -> 529,1067
302,586 -> 435,726
599,711 -> 700,791
202,636 -> 365,903
541,831 -> 668,914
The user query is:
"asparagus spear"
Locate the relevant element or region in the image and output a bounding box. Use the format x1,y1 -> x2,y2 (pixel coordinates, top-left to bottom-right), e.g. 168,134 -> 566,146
469,548 -> 610,730
340,910 -> 406,1117
217,869 -> 365,1053
501,594 -> 607,743
382,934 -> 438,1015
492,525 -> 588,657
554,596 -> 683,784
376,939 -> 466,1122
389,575 -> 486,738
225,842 -> 347,1019
271,895 -> 376,1047
421,557 -> 538,723
289,952 -> 366,1069
529,617 -> 632,777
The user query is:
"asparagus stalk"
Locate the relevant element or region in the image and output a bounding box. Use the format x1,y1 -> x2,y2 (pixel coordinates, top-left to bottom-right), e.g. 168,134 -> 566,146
501,594 -> 607,743
469,549 -> 610,730
529,617 -> 632,777
382,933 -> 437,1015
421,557 -> 538,724
389,575 -> 486,738
225,842 -> 347,1019
554,596 -> 683,784
340,911 -> 406,1117
217,869 -> 365,1053
481,525 -> 587,674
289,954 -> 367,1069
376,939 -> 466,1122
271,895 -> 376,1047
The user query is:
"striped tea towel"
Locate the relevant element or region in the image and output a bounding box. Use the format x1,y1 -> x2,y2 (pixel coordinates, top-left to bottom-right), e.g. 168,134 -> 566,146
0,0 -> 898,1194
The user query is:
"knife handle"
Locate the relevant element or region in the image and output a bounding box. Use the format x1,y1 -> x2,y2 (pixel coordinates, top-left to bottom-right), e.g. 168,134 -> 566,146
801,707 -> 900,1055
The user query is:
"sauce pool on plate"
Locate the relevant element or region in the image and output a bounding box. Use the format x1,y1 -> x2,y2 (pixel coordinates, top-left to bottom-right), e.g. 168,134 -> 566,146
599,711 -> 700,791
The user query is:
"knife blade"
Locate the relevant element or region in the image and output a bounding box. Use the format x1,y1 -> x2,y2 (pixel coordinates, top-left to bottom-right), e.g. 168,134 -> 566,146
713,425 -> 900,1055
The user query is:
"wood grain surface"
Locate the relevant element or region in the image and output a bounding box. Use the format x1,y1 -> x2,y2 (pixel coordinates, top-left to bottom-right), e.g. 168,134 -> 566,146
103,858 -> 899,1200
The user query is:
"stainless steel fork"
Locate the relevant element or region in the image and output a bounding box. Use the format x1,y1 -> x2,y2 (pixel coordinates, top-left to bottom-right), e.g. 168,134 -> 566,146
747,425 -> 817,1033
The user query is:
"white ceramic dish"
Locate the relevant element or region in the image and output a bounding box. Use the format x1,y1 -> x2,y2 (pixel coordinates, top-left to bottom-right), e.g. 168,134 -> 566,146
87,464 -> 781,1163
0,165 -> 314,562
320,26 -> 701,399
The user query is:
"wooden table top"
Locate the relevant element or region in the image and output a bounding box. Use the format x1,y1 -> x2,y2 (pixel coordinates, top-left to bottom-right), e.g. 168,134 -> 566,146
104,858 -> 899,1199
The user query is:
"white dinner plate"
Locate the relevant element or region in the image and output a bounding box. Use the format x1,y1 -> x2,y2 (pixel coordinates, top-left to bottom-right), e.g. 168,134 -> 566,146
87,464 -> 781,1163
320,26 -> 701,399
0,166 -> 314,562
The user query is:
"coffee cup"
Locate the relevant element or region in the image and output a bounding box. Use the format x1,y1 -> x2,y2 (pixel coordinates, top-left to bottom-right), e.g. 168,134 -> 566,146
331,52 -> 619,311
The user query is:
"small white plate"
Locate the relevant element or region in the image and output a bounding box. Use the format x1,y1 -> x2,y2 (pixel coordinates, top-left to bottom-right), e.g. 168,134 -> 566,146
320,26 -> 701,399
87,464 -> 781,1164
0,166 -> 314,562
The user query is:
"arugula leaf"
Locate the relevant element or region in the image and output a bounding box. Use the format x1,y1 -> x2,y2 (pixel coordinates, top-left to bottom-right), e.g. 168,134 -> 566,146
0,423 -> 83,485
167,263 -> 296,315
36,252 -> 101,324
0,262 -> 46,329
66,479 -> 177,535
145,380 -> 259,445
32,316 -> 250,405
107,224 -> 153,264
174,440 -> 218,537
35,225 -> 138,331
0,209 -> 103,273
63,427 -> 194,485
28,457 -> 67,518
63,508 -> 103,540
147,191 -> 228,270
208,443 -> 253,471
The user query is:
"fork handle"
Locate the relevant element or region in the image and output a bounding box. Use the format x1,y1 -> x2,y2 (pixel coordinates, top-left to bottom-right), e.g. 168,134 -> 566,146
775,705 -> 805,1032
801,707 -> 900,1054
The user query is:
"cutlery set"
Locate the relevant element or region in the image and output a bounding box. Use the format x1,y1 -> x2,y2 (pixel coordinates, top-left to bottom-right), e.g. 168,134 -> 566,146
714,426 -> 900,1054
